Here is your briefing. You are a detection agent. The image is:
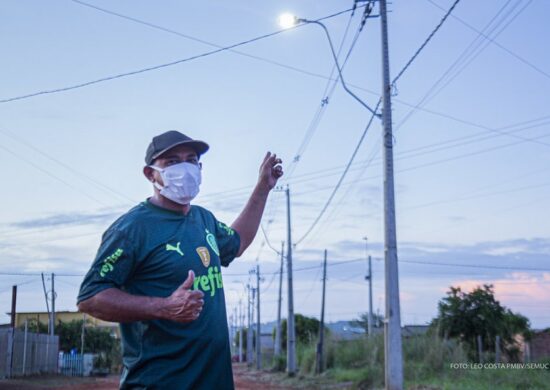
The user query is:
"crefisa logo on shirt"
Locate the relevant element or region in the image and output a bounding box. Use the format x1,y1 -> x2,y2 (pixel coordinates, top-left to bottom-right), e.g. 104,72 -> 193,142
193,265 -> 224,297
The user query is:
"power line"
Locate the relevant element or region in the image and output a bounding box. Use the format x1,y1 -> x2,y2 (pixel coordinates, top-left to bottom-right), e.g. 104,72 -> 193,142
70,0 -> 373,89
391,0 -> 462,86
0,7 -> 358,104
260,6 -> 362,254
395,0 -> 532,131
294,100 -> 381,245
285,5 -> 370,180
0,143 -> 108,207
396,259 -> 550,272
262,4 -> 374,253
426,0 -> 550,82
0,258 -> 367,279
293,128 -> 550,202
412,0 -> 534,115
3,115 -> 547,247
290,0 -> 514,246
305,1 -> 540,237
0,129 -> 137,204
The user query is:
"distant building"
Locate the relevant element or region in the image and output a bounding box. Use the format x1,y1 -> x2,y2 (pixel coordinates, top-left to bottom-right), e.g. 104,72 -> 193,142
402,325 -> 430,337
260,332 -> 274,352
515,329 -> 550,362
13,311 -> 119,338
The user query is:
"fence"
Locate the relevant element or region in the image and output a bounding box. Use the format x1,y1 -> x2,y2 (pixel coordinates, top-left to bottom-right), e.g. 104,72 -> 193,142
0,328 -> 59,378
58,353 -> 94,377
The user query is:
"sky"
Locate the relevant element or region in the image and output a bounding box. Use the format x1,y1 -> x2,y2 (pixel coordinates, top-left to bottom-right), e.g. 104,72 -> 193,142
1,0 -> 549,330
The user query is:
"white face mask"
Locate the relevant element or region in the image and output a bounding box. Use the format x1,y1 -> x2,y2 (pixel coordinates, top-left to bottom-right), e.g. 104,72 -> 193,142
150,162 -> 202,205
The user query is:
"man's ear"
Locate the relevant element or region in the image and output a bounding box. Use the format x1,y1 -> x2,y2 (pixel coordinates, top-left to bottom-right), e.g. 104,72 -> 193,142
143,166 -> 155,182
199,162 -> 203,170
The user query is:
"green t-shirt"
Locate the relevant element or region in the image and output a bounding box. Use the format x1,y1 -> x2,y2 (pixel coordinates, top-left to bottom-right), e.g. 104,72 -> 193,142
77,200 -> 241,390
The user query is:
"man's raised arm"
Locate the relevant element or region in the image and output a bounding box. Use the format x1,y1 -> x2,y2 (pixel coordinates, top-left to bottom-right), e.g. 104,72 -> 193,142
231,152 -> 283,257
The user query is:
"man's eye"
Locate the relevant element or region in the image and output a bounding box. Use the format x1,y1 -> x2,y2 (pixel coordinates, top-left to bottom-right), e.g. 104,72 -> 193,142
187,158 -> 199,165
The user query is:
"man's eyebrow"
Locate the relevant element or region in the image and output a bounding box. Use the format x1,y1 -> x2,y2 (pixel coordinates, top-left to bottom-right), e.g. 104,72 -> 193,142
160,154 -> 181,160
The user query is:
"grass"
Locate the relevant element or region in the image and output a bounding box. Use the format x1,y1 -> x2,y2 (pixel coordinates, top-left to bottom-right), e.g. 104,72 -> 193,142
266,334 -> 550,389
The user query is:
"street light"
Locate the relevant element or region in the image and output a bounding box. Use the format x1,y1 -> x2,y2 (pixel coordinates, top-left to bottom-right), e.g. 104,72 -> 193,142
277,14 -> 379,117
278,13 -> 298,29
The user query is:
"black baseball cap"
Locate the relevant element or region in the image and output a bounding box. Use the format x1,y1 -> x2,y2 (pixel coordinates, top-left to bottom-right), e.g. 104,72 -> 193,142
145,130 -> 209,165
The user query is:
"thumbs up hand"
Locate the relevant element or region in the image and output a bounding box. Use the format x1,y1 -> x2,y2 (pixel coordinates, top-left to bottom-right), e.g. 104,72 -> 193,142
160,270 -> 205,323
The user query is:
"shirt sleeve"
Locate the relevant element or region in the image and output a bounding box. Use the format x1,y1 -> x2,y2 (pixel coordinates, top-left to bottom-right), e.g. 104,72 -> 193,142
77,228 -> 137,304
213,218 -> 241,267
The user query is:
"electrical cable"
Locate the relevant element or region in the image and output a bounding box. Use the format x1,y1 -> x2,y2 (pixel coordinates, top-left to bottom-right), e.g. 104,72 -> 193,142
294,100 -> 381,245
426,0 -> 550,81
0,7 -> 359,104
260,3 -> 370,256
392,0 -> 462,86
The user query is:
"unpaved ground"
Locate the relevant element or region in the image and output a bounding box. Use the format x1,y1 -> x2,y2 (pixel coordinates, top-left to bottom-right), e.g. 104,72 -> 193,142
0,364 -> 326,389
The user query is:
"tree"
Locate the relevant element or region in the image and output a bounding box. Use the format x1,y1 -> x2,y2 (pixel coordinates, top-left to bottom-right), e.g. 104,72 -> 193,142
275,314 -> 329,348
350,312 -> 384,333
56,319 -> 115,354
431,284 -> 530,360
19,318 -> 48,334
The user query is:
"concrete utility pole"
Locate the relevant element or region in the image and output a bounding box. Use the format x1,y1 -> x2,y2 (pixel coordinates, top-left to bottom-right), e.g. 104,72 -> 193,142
238,299 -> 243,363
51,273 -> 56,337
10,285 -> 17,328
81,313 -> 86,355
379,0 -> 404,388
255,264 -> 262,369
364,237 -> 374,338
316,250 -> 328,374
247,284 -> 254,366
285,185 -> 296,375
236,307 -> 239,350
368,255 -> 374,337
41,273 -> 50,333
274,241 -> 284,358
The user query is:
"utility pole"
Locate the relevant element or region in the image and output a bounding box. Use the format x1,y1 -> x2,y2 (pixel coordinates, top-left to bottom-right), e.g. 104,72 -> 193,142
235,307 -> 239,353
316,250 -> 328,374
246,284 -> 251,365
285,185 -> 296,375
363,237 -> 373,337
81,313 -> 86,355
380,0 -> 404,389
256,264 -> 261,369
247,285 -> 255,367
10,285 -> 17,328
367,255 -> 374,337
238,299 -> 243,363
51,273 -> 56,337
41,273 -> 50,333
274,241 -> 284,358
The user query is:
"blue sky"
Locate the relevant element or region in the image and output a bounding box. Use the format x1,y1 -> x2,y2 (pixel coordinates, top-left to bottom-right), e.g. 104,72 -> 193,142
1,0 -> 549,329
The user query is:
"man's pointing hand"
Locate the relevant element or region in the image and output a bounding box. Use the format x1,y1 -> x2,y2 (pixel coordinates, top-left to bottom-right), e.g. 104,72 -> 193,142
258,151 -> 283,192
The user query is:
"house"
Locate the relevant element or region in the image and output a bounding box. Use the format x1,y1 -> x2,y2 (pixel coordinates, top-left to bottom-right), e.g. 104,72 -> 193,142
515,329 -> 550,362
13,311 -> 119,338
402,325 -> 430,337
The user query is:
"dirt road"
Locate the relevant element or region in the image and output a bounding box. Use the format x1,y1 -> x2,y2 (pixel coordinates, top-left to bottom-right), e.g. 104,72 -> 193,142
0,364 -> 301,389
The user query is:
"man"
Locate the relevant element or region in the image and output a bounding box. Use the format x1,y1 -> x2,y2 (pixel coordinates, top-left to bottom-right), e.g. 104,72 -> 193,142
77,130 -> 283,389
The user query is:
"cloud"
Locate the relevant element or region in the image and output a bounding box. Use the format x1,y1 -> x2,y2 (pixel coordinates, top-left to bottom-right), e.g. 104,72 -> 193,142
9,210 -> 122,229
447,274 -> 550,311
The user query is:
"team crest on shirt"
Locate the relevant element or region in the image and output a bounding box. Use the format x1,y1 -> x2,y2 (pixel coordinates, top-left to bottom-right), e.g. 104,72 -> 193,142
205,229 -> 220,256
196,246 -> 211,267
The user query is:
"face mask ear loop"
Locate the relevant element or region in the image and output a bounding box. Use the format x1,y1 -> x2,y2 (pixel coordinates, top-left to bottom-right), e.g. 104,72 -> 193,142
148,165 -> 164,189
